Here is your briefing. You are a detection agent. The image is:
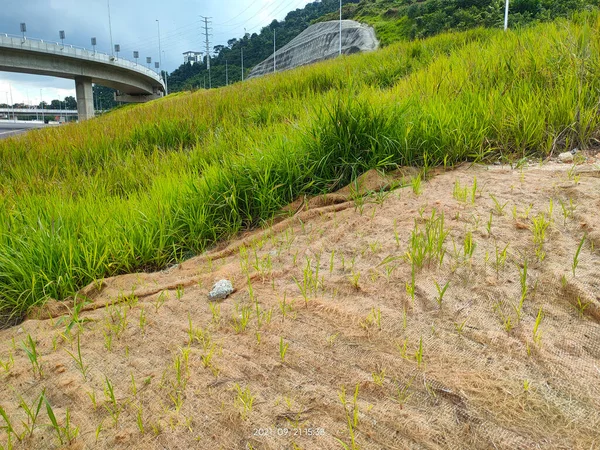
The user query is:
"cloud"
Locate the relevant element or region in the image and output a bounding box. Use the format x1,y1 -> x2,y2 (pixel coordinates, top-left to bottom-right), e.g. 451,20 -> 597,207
1,0 -> 316,102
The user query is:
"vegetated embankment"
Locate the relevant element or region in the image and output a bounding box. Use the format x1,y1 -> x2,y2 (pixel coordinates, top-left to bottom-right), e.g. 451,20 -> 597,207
1,14 -> 600,325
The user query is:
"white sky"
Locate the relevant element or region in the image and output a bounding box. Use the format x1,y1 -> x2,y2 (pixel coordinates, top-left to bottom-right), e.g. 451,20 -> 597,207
1,0 -> 316,104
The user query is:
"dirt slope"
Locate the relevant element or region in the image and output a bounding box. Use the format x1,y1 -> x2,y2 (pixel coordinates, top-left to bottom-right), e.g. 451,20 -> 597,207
1,161 -> 600,449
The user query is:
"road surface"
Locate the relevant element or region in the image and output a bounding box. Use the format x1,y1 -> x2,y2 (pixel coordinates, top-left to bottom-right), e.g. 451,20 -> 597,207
0,121 -> 52,140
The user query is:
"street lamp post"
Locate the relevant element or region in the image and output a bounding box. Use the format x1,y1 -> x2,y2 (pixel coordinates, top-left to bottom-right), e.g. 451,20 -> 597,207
504,0 -> 510,31
156,20 -> 163,82
107,0 -> 114,55
40,89 -> 44,124
339,0 -> 342,55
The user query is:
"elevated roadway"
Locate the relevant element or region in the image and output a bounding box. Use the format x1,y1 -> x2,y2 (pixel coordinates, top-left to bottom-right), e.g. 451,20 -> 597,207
0,34 -> 165,120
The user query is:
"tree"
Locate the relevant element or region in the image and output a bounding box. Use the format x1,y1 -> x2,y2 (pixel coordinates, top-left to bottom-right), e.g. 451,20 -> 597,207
64,96 -> 77,109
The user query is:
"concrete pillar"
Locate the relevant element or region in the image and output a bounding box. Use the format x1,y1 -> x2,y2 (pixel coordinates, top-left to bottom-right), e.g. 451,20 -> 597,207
75,76 -> 94,121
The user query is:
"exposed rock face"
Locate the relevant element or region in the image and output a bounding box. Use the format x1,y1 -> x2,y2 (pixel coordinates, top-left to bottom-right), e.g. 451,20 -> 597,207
248,20 -> 379,79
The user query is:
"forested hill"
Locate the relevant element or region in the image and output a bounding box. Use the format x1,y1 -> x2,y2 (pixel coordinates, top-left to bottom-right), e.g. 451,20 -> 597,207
168,0 -> 599,92
167,0 -> 357,92
319,0 -> 600,45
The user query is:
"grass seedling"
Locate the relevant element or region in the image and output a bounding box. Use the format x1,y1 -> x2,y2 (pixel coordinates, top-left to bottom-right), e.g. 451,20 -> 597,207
572,234 -> 586,276
361,307 -> 382,330
138,308 -> 147,333
559,198 -> 575,225
575,296 -> 590,318
349,271 -> 361,290
532,213 -> 550,261
65,333 -> 89,380
176,285 -> 184,300
279,293 -> 294,321
103,376 -> 121,427
0,352 -> 14,373
533,307 -> 544,347
130,372 -> 138,397
329,249 -> 335,274
453,179 -> 469,202
209,301 -> 221,325
486,212 -> 493,235
279,337 -> 289,362
136,406 -> 144,434
45,397 -> 79,445
411,174 -> 422,195
414,337 -> 424,368
337,384 -> 360,450
494,242 -> 509,274
57,295 -> 92,337
434,280 -> 450,308
405,210 -> 448,270
0,404 -> 21,445
293,257 -> 320,306
517,259 -> 528,315
489,194 -> 508,215
22,334 -> 43,378
155,291 -> 168,312
231,304 -> 252,333
372,368 -> 385,386
87,391 -> 97,410
463,232 -> 476,260
233,384 -> 255,420
454,317 -> 468,335
326,333 -> 339,347
395,377 -> 415,406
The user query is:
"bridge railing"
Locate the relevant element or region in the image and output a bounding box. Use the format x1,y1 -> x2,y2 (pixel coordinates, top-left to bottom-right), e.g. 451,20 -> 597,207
0,33 -> 164,86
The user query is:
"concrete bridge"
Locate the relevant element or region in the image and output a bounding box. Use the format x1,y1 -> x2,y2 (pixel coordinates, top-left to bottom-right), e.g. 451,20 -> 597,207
0,34 -> 165,120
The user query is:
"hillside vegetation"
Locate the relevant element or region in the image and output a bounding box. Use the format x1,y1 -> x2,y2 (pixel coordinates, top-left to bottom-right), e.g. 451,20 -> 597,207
1,13 -> 600,325
321,0 -> 600,45
168,0 -> 598,90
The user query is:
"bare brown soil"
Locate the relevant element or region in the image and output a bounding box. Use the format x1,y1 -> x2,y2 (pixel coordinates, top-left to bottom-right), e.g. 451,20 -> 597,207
1,160 -> 600,449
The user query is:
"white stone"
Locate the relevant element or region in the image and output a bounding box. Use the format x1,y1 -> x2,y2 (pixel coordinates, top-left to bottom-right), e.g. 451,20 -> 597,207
208,279 -> 234,301
558,151 -> 574,163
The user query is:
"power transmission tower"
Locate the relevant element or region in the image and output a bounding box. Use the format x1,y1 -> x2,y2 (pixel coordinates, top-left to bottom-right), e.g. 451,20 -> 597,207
201,16 -> 212,89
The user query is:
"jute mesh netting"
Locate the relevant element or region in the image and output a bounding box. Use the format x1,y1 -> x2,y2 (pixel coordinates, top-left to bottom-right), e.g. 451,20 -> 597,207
1,161 -> 599,449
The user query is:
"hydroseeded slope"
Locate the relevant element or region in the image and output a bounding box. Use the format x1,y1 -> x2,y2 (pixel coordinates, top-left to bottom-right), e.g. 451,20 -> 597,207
0,161 -> 599,449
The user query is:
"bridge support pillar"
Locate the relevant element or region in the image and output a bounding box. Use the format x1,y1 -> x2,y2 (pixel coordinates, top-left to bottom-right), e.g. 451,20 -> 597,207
75,76 -> 94,121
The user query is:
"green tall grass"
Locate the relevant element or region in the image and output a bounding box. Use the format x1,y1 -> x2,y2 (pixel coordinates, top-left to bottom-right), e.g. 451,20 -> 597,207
2,14 -> 600,324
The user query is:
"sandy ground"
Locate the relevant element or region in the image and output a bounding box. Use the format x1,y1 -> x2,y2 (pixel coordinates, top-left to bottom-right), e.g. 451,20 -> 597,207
1,159 -> 600,449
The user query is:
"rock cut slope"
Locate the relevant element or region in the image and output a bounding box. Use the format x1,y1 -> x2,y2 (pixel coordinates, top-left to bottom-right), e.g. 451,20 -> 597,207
248,19 -> 378,78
